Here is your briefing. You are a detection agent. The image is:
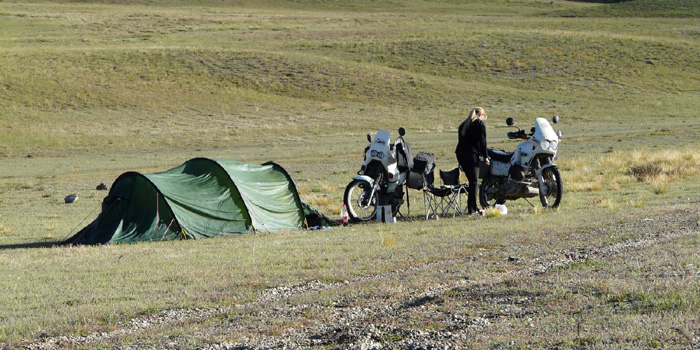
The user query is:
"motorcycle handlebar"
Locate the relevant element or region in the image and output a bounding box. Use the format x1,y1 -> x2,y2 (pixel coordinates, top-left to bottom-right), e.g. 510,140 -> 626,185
507,130 -> 529,140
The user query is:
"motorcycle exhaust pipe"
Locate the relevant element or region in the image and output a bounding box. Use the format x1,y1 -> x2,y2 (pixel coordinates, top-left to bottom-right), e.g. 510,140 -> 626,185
526,186 -> 540,196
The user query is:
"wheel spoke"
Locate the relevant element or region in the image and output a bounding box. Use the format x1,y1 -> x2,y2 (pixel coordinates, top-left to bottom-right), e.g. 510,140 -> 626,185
344,180 -> 376,221
539,167 -> 562,208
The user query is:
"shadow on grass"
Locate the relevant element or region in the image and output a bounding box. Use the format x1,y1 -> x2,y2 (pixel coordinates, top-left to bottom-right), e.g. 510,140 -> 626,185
0,241 -> 65,250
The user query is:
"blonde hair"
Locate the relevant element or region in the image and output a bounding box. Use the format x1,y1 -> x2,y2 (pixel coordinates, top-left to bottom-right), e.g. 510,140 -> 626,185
468,107 -> 487,121
460,107 -> 487,136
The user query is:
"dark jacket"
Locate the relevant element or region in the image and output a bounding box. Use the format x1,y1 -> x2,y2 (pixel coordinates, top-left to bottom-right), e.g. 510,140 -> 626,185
455,118 -> 488,165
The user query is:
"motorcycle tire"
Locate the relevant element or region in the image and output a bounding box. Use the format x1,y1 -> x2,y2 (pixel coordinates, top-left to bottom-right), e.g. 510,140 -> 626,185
539,166 -> 563,208
343,179 -> 377,222
479,178 -> 505,208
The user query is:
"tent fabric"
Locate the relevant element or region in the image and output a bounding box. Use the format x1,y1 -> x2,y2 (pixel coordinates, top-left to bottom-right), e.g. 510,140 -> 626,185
65,158 -> 329,245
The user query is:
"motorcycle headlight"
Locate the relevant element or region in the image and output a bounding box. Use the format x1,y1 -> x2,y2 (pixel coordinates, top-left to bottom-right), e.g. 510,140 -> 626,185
376,152 -> 385,159
370,150 -> 377,157
540,140 -> 550,150
550,140 -> 558,150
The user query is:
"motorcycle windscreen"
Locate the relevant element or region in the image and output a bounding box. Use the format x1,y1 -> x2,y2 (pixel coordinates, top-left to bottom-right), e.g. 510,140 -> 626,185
534,118 -> 558,142
370,130 -> 391,153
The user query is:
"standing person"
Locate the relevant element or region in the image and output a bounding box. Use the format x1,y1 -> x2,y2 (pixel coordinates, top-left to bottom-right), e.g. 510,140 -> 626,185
455,107 -> 490,215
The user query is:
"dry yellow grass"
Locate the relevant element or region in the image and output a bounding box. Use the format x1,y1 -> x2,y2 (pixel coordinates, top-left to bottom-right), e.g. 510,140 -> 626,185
627,198 -> 646,208
483,208 -> 502,218
0,224 -> 14,235
380,231 -> 397,248
304,193 -> 337,213
563,150 -> 700,194
296,183 -> 338,214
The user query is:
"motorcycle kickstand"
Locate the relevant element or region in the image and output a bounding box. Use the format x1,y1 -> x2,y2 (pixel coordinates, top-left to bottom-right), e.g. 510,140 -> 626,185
524,198 -> 536,208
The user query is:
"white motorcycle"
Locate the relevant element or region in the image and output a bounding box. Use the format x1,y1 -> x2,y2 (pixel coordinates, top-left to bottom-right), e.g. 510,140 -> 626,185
343,128 -> 416,222
479,116 -> 563,209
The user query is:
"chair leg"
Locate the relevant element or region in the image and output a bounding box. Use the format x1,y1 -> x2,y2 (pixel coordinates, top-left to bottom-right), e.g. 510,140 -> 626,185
423,187 -> 470,219
448,190 -> 460,217
423,191 -> 440,220
456,186 -> 468,216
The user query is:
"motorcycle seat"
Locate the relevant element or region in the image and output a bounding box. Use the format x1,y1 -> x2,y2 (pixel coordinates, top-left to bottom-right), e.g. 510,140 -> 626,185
488,149 -> 513,163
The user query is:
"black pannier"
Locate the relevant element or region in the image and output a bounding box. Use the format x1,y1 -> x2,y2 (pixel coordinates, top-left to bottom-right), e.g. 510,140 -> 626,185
395,138 -> 414,173
412,151 -> 435,174
407,151 -> 435,189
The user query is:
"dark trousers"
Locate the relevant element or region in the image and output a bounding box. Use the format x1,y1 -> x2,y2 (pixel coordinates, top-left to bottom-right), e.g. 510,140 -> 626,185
457,154 -> 480,214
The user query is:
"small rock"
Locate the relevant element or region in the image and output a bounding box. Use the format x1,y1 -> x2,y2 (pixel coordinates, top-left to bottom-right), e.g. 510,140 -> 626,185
64,194 -> 78,203
96,183 -> 109,191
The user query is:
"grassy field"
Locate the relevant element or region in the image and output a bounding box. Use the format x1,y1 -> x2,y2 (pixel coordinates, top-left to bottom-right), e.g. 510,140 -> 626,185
1,0 -> 700,347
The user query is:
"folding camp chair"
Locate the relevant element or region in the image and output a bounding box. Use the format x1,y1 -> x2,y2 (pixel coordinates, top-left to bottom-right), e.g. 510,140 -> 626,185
439,167 -> 468,215
423,167 -> 468,220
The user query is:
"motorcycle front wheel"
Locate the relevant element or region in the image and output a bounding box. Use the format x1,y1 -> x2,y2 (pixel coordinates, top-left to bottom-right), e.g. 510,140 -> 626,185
539,166 -> 563,208
479,178 -> 505,209
343,179 -> 377,222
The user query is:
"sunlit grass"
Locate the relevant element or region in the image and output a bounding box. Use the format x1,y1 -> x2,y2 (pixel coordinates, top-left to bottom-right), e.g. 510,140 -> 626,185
1,0 -> 699,346
562,150 -> 700,195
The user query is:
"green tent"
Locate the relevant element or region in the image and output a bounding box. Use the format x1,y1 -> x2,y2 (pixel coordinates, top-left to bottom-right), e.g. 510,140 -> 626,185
65,158 -> 335,245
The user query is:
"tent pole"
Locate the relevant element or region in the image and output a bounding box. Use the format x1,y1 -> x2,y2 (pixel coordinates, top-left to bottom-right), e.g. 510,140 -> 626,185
161,219 -> 175,241
156,192 -> 160,236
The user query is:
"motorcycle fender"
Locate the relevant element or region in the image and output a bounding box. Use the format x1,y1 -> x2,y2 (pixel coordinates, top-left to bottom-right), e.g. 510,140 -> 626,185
352,175 -> 375,187
536,164 -> 557,188
386,163 -> 400,183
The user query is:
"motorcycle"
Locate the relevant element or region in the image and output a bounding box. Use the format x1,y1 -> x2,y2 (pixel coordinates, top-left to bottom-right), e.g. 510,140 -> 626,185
479,116 -> 563,209
343,128 -> 413,222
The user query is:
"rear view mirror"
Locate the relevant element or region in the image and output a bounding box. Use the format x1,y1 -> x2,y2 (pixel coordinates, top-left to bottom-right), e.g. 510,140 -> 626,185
366,134 -> 372,143
506,117 -> 514,126
552,115 -> 560,124
398,127 -> 405,136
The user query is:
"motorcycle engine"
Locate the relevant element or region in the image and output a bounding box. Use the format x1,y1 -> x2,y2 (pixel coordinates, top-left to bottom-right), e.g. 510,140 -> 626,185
508,163 -> 525,181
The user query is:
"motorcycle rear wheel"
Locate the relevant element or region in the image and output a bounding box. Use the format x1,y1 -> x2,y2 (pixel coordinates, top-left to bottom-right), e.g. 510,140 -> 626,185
539,166 -> 563,208
343,179 -> 376,222
479,178 -> 505,208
